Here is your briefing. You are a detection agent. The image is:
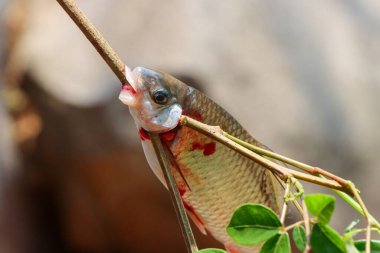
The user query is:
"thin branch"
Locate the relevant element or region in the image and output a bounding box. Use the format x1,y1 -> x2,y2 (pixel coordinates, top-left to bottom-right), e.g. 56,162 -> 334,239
225,126 -> 380,230
224,132 -> 350,188
280,179 -> 292,224
302,199 -> 312,253
149,133 -> 198,253
347,181 -> 372,253
285,220 -> 306,232
332,189 -> 380,229
276,177 -> 304,218
56,0 -> 127,84
179,115 -> 351,194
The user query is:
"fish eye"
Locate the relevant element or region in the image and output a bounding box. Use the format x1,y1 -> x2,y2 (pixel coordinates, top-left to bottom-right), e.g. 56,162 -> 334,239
152,89 -> 170,105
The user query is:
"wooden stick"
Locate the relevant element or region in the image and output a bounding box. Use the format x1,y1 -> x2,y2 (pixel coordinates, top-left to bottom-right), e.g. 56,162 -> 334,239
179,115 -> 351,194
56,0 -> 127,84
149,133 -> 198,253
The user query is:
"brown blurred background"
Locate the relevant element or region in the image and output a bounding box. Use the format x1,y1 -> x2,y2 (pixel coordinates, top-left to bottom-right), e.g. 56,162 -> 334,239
0,0 -> 380,252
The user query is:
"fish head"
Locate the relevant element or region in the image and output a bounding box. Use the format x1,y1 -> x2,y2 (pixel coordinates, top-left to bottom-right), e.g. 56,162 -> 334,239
119,66 -> 190,132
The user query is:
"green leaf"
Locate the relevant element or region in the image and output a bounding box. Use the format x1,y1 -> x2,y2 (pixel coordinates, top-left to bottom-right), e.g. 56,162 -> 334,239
305,194 -> 336,224
195,249 -> 227,253
354,240 -> 380,253
259,233 -> 291,253
227,204 -> 282,246
292,225 -> 307,252
310,223 -> 346,253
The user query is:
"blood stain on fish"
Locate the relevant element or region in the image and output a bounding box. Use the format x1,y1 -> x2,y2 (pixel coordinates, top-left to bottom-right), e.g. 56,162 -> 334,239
178,186 -> 204,227
191,142 -> 216,156
122,83 -> 136,94
225,245 -> 240,253
182,110 -> 203,121
138,128 -> 150,141
159,127 -> 179,143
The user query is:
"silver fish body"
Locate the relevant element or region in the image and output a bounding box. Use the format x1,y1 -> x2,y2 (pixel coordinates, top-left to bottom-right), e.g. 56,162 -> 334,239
119,67 -> 282,253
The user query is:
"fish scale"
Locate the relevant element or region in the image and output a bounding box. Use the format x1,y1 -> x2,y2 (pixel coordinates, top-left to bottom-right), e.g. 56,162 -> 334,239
164,89 -> 281,253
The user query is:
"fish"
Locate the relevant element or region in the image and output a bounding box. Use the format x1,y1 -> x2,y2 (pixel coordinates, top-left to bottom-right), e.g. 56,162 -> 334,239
119,65 -> 282,253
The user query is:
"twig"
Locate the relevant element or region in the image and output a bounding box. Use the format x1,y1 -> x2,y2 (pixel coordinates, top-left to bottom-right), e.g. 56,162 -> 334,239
347,181 -> 372,253
280,179 -> 292,224
302,199 -> 312,253
332,189 -> 380,229
224,132 -> 350,188
149,133 -> 198,253
56,0 -> 127,84
179,115 -> 351,194
276,178 -> 304,217
212,119 -> 380,229
285,220 -> 306,232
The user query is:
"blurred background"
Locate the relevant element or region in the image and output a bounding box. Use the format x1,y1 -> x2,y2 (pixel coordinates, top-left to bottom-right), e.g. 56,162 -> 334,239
1,0 -> 380,252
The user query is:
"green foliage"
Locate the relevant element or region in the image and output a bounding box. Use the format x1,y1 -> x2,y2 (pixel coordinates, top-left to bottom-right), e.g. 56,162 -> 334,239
226,194 -> 378,253
195,249 -> 227,253
310,223 -> 346,253
227,204 -> 282,245
354,240 -> 380,253
292,225 -> 306,252
259,233 -> 290,253
305,194 -> 335,224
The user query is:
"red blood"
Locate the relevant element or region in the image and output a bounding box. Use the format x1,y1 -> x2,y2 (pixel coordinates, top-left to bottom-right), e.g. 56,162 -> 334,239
182,110 -> 202,121
182,198 -> 204,226
191,111 -> 202,121
191,143 -> 202,150
138,128 -> 150,141
178,186 -> 186,196
159,127 -> 178,143
225,245 -> 240,253
191,141 -> 216,156
122,83 -> 136,94
203,142 -> 216,156
177,186 -> 204,227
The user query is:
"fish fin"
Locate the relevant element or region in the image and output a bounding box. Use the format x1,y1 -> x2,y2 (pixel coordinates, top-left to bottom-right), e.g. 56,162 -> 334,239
140,135 -> 168,188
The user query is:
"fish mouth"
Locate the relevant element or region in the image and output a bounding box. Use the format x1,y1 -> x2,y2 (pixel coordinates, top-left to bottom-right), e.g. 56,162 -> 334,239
119,65 -> 138,107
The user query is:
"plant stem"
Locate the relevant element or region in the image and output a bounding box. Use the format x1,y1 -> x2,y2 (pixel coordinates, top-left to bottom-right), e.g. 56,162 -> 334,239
346,181 -> 372,253
224,132 -> 349,188
285,220 -> 306,232
149,133 -> 198,253
302,199 -> 311,253
280,180 -> 291,224
223,127 -> 380,230
333,189 -> 380,229
276,178 -> 304,218
56,0 -> 127,84
179,115 -> 351,194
